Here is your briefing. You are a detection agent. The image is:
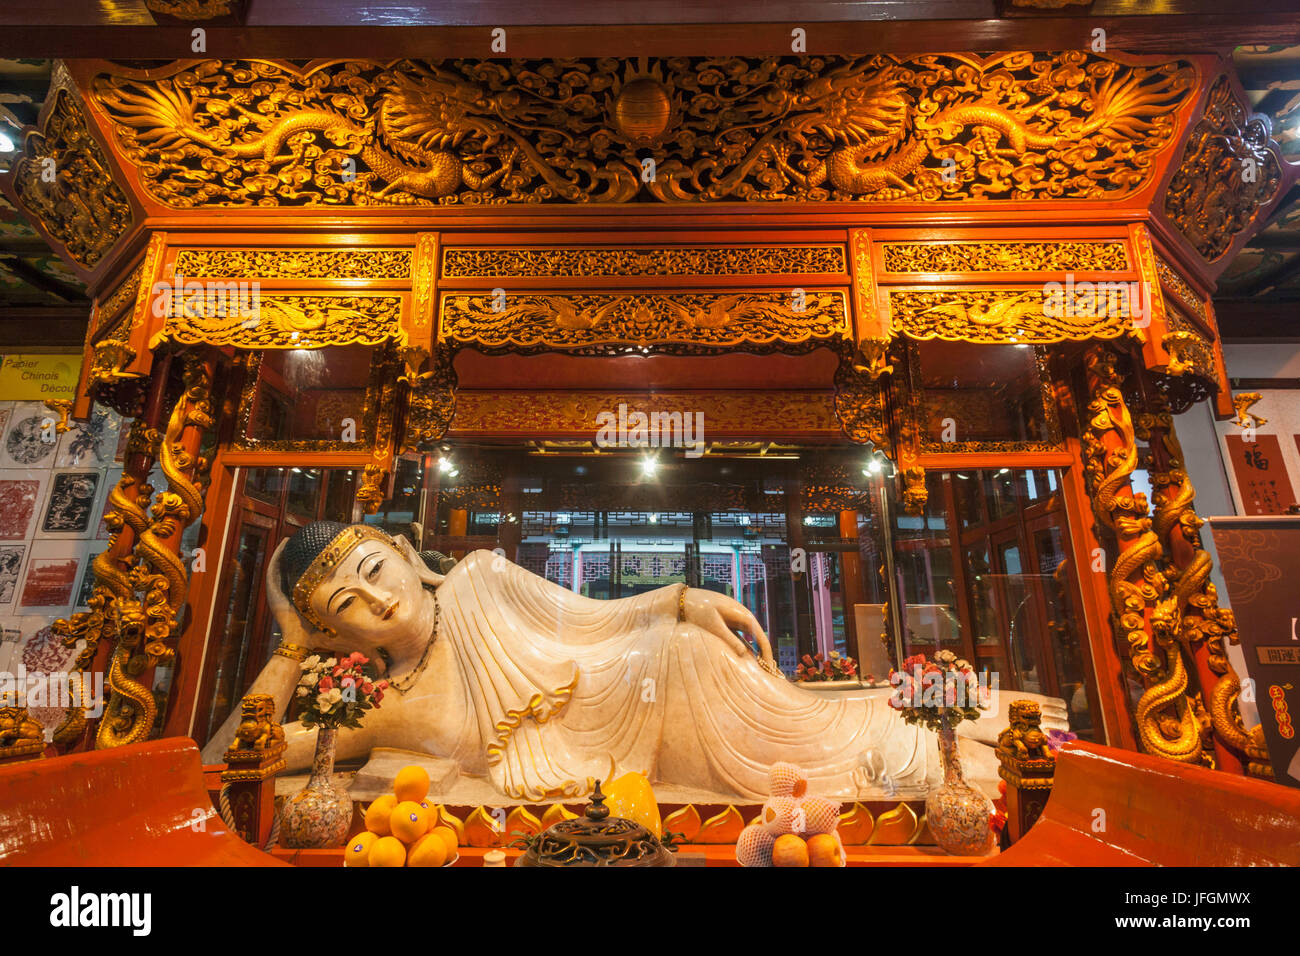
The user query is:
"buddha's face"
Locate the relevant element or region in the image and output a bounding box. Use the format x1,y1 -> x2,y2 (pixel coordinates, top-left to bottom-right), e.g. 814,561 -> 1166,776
306,538 -> 429,649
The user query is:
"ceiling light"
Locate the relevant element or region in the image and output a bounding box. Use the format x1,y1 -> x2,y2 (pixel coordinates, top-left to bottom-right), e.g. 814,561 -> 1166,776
640,457 -> 658,477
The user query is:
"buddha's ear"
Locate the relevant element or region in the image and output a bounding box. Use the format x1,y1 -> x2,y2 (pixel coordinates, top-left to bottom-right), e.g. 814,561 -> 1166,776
392,533 -> 444,587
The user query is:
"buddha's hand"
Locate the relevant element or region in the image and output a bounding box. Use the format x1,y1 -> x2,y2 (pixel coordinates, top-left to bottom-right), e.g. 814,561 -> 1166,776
680,588 -> 775,666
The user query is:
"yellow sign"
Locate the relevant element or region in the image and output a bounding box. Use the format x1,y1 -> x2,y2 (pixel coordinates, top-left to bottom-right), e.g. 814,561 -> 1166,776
0,354 -> 83,401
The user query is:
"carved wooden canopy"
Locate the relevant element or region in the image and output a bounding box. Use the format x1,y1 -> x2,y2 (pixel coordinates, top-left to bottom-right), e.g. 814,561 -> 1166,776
0,52 -> 1293,428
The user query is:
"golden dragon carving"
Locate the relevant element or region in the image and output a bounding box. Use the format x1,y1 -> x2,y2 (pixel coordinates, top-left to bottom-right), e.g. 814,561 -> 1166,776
1081,347 -> 1201,763
92,54 -> 1194,206
97,355 -> 214,749
1138,401 -> 1271,774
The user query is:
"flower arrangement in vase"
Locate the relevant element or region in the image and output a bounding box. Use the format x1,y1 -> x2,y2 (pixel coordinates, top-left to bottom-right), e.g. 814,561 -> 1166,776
795,651 -> 860,683
278,652 -> 389,849
888,649 -> 995,856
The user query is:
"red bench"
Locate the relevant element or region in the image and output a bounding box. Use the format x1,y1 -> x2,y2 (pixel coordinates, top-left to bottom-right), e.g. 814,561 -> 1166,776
0,737 -> 286,866
982,740 -> 1300,866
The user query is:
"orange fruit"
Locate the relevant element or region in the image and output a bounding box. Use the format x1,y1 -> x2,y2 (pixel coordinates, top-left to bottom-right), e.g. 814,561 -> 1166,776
364,794 -> 398,835
390,800 -> 430,843
407,831 -> 449,868
344,830 -> 378,867
807,832 -> 844,867
368,835 -> 407,867
430,824 -> 459,851
772,833 -> 809,867
394,765 -> 431,804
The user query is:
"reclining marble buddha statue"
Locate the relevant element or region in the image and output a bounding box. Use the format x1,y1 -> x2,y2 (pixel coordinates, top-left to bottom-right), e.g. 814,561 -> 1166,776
202,520 -> 1068,802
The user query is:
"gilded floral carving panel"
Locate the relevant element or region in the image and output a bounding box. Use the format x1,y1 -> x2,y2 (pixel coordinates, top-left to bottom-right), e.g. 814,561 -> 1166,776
438,291 -> 849,350
880,240 -> 1129,273
173,248 -> 413,279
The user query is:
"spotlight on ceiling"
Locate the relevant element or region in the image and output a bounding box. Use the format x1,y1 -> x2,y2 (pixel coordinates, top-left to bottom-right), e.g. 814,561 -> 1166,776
437,457 -> 454,474
640,457 -> 658,478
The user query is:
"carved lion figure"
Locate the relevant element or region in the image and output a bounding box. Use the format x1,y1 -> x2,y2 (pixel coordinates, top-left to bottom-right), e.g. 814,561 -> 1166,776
229,694 -> 285,753
0,707 -> 45,749
995,700 -> 1053,761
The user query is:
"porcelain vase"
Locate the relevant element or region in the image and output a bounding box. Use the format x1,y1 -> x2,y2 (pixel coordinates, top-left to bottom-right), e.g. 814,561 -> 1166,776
925,718 -> 995,856
278,727 -> 352,849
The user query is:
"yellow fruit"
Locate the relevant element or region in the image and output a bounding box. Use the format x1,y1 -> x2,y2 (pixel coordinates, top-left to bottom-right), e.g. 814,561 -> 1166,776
344,830 -> 378,867
602,772 -> 662,837
390,800 -> 430,843
407,831 -> 449,868
394,765 -> 431,804
807,832 -> 844,867
430,824 -> 459,850
364,794 -> 398,835
772,833 -> 809,867
369,835 -> 407,867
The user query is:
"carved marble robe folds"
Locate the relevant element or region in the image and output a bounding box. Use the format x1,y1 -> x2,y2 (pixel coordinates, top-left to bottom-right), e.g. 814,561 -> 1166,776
427,551 -> 943,802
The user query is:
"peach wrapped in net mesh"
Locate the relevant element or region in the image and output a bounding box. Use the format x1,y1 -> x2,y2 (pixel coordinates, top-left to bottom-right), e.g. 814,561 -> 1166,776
799,795 -> 842,835
769,761 -> 807,798
759,795 -> 798,835
736,823 -> 775,867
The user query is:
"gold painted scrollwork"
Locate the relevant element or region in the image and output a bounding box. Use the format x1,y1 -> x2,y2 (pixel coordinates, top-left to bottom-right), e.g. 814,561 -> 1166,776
833,350 -> 890,449
92,53 -> 1193,208
439,291 -> 849,352
1154,254 -> 1207,323
99,261 -> 148,326
1081,347 -> 1201,764
398,345 -> 457,453
10,66 -> 133,267
1163,76 -> 1284,262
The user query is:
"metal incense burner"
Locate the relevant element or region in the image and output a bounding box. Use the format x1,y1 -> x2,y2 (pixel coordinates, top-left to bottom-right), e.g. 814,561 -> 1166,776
513,781 -> 676,867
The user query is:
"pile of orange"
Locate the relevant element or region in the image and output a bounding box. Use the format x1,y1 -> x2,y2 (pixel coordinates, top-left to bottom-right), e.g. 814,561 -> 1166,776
772,832 -> 844,868
344,765 -> 460,867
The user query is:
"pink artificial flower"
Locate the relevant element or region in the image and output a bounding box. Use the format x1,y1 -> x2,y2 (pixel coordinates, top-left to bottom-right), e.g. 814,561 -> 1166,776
318,675 -> 334,691
361,681 -> 374,695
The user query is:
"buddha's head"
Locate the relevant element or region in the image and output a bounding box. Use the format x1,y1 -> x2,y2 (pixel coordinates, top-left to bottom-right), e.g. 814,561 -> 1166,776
281,521 -> 441,650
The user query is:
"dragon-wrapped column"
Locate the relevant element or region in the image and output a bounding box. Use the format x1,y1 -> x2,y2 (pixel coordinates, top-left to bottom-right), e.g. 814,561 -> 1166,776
96,351 -> 215,749
1080,346 -> 1202,764
1137,388 -> 1271,775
